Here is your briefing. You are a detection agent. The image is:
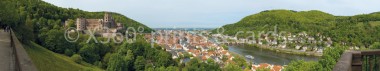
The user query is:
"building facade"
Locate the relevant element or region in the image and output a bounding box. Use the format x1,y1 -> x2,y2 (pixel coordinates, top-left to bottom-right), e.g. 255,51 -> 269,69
76,12 -> 122,32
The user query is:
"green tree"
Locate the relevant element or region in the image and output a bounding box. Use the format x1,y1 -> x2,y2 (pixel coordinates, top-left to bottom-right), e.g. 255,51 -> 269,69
134,56 -> 146,71
65,19 -> 76,28
284,46 -> 347,71
369,42 -> 380,49
223,63 -> 242,71
64,49 -> 74,56
233,56 -> 249,68
183,58 -> 221,71
0,0 -> 19,27
284,60 -> 320,71
79,43 -> 100,64
106,49 -> 134,71
102,53 -> 112,68
70,54 -> 83,63
106,53 -> 126,71
156,51 -> 173,67
166,66 -> 179,71
41,29 -> 77,53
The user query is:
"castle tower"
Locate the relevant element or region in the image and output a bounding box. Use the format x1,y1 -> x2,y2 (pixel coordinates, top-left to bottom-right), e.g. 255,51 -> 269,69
103,12 -> 114,28
76,18 -> 86,31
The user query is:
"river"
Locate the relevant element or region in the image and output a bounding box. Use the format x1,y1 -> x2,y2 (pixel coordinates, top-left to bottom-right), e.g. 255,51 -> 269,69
228,45 -> 319,65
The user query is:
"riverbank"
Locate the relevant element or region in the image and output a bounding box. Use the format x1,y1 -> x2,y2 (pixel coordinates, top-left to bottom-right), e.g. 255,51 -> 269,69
228,45 -> 319,65
236,44 -> 323,57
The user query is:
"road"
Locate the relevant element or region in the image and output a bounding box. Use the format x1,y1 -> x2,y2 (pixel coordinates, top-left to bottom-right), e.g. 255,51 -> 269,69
0,29 -> 15,71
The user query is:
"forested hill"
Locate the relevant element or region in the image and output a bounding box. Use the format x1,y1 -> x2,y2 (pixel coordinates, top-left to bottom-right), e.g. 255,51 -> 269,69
216,10 -> 380,47
0,0 -> 153,43
1,0 -> 177,70
23,0 -> 153,31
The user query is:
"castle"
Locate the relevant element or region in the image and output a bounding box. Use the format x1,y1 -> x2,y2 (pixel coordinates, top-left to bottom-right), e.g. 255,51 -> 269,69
76,12 -> 123,33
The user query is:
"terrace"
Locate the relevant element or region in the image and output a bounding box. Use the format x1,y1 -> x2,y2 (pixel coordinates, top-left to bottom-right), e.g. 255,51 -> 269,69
333,50 -> 380,71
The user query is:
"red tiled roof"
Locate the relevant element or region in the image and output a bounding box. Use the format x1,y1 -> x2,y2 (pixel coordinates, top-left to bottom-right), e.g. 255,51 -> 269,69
176,44 -> 182,49
207,51 -> 214,56
271,65 -> 282,71
202,56 -> 208,60
258,63 -> 270,69
222,50 -> 228,55
252,65 -> 259,70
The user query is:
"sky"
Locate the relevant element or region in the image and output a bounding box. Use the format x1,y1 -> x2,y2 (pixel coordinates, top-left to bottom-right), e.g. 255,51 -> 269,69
43,0 -> 380,28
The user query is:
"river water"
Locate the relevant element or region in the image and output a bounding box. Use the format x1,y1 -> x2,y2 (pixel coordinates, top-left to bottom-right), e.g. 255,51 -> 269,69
228,45 -> 319,65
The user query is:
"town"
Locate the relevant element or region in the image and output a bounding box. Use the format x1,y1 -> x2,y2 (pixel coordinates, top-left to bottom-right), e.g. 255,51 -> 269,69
212,31 -> 335,56
145,30 -> 287,71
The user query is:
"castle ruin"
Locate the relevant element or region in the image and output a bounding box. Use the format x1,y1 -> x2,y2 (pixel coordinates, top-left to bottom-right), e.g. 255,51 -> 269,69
76,12 -> 123,33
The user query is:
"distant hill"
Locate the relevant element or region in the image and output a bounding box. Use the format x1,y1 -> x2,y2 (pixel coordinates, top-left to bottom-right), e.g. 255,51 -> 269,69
215,9 -> 380,47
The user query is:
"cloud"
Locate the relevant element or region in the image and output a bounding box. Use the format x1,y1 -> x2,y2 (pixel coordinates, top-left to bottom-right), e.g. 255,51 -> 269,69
43,0 -> 380,28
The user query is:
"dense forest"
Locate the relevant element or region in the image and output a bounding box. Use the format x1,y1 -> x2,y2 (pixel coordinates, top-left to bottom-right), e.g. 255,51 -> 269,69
0,0 -> 153,43
216,10 -> 380,48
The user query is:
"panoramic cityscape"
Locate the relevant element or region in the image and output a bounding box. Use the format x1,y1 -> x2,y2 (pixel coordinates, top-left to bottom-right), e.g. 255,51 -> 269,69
1,0 -> 380,71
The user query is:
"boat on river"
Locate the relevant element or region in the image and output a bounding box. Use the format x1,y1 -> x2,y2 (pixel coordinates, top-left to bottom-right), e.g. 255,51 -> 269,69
245,55 -> 254,60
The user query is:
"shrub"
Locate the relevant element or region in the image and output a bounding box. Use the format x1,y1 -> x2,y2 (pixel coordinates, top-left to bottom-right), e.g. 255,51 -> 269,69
71,54 -> 82,63
64,49 -> 74,56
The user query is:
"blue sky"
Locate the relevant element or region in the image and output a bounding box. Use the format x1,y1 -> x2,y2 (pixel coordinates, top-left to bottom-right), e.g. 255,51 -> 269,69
43,0 -> 380,28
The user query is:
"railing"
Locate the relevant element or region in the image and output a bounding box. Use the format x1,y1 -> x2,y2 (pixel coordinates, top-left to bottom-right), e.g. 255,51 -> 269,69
9,28 -> 38,71
333,50 -> 380,71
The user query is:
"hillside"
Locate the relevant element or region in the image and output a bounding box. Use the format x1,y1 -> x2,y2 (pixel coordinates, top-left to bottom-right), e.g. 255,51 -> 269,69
0,0 -> 160,70
216,9 -> 380,47
22,0 -> 154,32
24,42 -> 103,71
0,0 -> 154,44
218,10 -> 334,36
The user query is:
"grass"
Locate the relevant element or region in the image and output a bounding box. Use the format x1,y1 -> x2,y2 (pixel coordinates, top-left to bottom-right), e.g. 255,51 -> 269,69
24,42 -> 103,71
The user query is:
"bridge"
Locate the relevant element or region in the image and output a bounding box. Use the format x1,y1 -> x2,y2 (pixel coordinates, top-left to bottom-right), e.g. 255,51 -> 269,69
0,29 -> 37,71
219,41 -> 246,45
333,50 -> 380,71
